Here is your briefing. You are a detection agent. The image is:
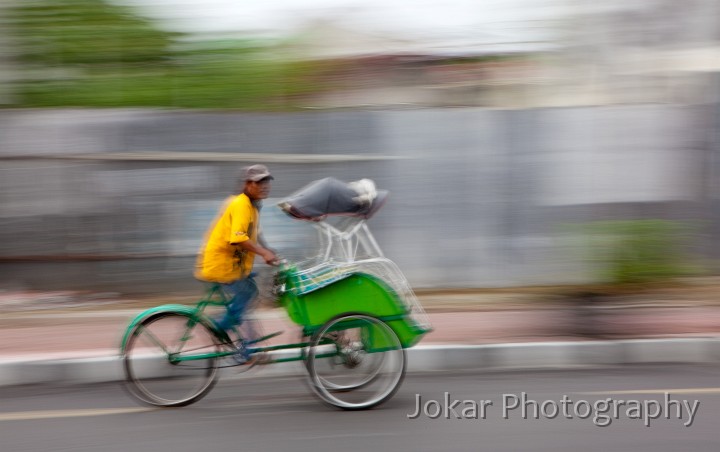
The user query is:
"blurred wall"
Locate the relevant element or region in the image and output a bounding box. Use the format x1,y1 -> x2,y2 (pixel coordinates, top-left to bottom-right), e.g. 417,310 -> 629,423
0,104 -> 717,293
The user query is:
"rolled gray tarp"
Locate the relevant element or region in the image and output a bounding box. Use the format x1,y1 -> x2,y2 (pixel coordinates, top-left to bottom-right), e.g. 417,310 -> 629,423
278,177 -> 388,221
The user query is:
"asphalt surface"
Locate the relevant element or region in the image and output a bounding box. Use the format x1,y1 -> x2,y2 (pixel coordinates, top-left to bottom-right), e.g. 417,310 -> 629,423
2,364 -> 719,452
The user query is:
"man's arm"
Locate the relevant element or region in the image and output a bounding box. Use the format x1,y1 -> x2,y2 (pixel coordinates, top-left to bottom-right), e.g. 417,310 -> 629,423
257,231 -> 272,250
238,239 -> 278,265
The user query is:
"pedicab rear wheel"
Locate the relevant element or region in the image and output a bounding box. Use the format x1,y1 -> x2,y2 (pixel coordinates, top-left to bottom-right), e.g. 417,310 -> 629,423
122,312 -> 220,407
306,313 -> 406,410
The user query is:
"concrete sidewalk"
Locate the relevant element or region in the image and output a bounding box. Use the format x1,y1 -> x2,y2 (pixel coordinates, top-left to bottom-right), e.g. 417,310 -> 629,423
1,295 -> 720,387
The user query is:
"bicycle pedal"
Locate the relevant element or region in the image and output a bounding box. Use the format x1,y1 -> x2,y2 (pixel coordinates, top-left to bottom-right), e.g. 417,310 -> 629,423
249,352 -> 272,365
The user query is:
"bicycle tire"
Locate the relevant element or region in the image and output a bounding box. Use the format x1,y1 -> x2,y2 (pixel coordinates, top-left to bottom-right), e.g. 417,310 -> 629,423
122,312 -> 220,407
307,313 -> 406,410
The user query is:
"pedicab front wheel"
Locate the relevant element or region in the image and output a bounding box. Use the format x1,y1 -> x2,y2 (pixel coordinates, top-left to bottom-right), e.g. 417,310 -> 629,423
306,313 -> 406,410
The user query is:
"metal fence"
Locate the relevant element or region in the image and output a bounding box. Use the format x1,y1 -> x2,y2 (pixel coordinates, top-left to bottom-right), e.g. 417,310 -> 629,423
1,104 -> 718,293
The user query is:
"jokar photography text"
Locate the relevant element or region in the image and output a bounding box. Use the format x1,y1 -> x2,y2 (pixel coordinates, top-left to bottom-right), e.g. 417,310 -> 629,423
407,392 -> 699,427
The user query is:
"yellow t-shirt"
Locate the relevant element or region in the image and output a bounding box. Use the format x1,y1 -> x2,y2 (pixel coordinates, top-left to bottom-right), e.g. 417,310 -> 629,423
195,194 -> 259,283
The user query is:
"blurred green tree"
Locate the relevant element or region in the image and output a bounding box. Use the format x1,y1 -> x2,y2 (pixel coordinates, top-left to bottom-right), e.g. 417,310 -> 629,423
12,0 -> 176,65
7,0 -> 323,108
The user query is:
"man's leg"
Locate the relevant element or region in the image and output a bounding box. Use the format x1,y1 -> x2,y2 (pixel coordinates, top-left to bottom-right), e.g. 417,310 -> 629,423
216,275 -> 258,333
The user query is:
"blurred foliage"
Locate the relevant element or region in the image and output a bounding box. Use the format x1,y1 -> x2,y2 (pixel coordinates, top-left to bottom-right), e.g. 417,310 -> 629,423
11,0 -> 176,65
6,0 -> 328,109
580,220 -> 703,287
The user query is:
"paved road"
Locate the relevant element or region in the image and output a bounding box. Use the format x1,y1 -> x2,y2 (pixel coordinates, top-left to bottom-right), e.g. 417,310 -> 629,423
2,364 -> 719,452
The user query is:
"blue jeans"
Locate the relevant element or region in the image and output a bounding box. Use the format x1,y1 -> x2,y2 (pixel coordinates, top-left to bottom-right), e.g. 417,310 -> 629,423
214,274 -> 258,339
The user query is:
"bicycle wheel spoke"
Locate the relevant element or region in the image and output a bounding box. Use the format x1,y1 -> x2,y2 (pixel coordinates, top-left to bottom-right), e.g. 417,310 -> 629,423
134,325 -> 170,355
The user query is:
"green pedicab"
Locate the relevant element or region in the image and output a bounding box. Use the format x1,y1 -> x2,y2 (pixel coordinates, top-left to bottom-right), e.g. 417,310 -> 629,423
120,178 -> 431,410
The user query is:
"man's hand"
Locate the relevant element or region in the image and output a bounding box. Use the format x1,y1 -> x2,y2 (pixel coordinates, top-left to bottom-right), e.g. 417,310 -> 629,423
261,250 -> 279,266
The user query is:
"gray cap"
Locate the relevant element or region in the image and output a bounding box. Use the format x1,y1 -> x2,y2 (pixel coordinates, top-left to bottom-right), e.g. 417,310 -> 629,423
242,164 -> 273,182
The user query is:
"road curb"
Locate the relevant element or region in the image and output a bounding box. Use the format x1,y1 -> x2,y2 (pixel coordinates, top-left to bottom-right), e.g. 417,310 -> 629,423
1,338 -> 719,387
